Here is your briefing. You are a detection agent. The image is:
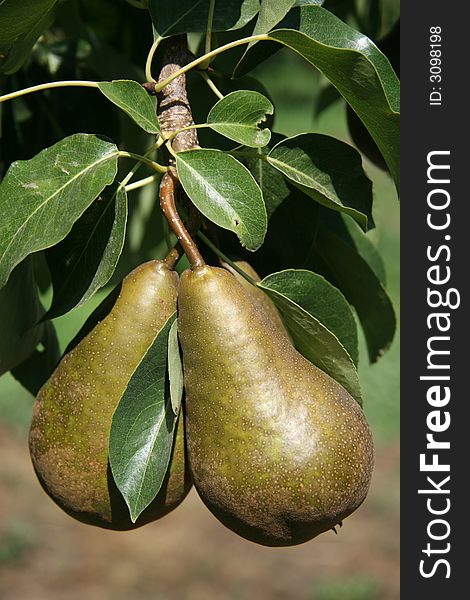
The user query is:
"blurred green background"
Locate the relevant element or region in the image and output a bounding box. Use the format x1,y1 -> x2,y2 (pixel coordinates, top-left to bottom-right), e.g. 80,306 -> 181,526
0,47 -> 399,600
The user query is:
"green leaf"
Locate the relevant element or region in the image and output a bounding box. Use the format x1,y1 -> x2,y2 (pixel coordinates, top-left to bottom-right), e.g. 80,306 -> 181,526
315,219 -> 395,362
328,212 -> 386,283
259,281 -> 362,404
0,133 -> 119,290
187,72 -> 274,151
176,149 -> 267,251
97,80 -> 160,134
236,5 -> 400,188
149,0 -> 260,37
0,258 -> 44,376
267,133 -> 373,231
168,319 -> 183,416
0,0 -> 57,73
0,9 -> 55,75
261,269 -> 358,366
207,91 -> 273,148
11,321 -> 60,396
251,0 -> 296,35
45,183 -> 128,320
109,313 -> 176,522
238,0 -> 295,63
242,152 -> 290,218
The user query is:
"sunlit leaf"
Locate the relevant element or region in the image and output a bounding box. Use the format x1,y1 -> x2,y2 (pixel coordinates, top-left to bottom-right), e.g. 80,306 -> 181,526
168,319 -> 183,415
176,149 -> 267,251
0,134 -> 119,289
261,269 -> 358,365
109,314 -> 176,522
236,5 -> 400,187
259,279 -> 362,404
98,80 -> 160,133
207,90 -> 273,147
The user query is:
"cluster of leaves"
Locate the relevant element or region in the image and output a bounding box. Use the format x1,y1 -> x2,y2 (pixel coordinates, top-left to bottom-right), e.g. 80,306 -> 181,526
0,0 -> 399,521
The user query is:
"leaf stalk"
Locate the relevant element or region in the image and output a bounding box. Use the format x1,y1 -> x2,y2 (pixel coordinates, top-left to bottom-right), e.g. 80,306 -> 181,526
154,34 -> 269,93
0,80 -> 99,104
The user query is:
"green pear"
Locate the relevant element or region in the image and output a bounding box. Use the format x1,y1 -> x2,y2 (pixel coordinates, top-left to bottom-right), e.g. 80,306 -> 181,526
178,265 -> 373,547
221,260 -> 290,340
29,260 -> 191,530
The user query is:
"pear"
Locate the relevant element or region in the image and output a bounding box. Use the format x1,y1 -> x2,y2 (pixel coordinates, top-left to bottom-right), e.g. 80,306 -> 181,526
178,265 -> 373,547
29,260 -> 191,530
221,260 -> 290,340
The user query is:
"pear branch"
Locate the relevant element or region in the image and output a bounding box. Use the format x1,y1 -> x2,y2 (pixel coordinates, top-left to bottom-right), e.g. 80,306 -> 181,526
154,34 -> 269,93
157,35 -> 199,155
156,35 -> 206,269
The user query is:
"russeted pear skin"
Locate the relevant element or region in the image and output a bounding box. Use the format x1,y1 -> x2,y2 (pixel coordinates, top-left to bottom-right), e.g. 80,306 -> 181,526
29,260 -> 192,530
178,266 -> 373,547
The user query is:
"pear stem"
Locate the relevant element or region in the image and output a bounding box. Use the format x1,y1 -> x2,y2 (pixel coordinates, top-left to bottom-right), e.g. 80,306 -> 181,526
162,203 -> 202,269
160,172 -> 205,269
163,246 -> 182,269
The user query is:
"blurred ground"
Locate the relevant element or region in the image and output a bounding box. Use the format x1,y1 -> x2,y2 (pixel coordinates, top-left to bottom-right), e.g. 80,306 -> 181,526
0,423 -> 398,600
0,49 -> 399,599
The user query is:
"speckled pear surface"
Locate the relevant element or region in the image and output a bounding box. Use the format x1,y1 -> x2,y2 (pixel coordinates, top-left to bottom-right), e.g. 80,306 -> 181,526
222,261 -> 290,340
178,266 -> 373,546
29,260 -> 191,530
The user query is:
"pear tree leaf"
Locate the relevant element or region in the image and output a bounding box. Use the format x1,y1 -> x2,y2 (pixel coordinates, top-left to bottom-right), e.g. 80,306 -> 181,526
242,153 -> 290,218
207,90 -> 273,148
294,0 -> 324,5
176,149 -> 267,251
168,319 -> 183,416
0,133 -> 119,290
0,9 -> 55,75
252,0 -> 296,35
314,219 -> 395,363
97,80 -> 160,134
44,183 -> 128,320
324,212 -> 386,283
0,0 -> 57,73
109,313 -> 176,522
235,5 -> 400,188
238,0 -> 295,62
149,0 -> 260,37
261,269 -> 358,366
11,321 -> 60,396
267,133 -> 373,231
0,258 -> 44,376
259,280 -> 362,404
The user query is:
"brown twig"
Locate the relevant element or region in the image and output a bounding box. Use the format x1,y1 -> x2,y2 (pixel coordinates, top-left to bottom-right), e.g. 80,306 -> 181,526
161,203 -> 203,269
160,171 -> 205,269
154,35 -> 205,269
157,36 -> 199,156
